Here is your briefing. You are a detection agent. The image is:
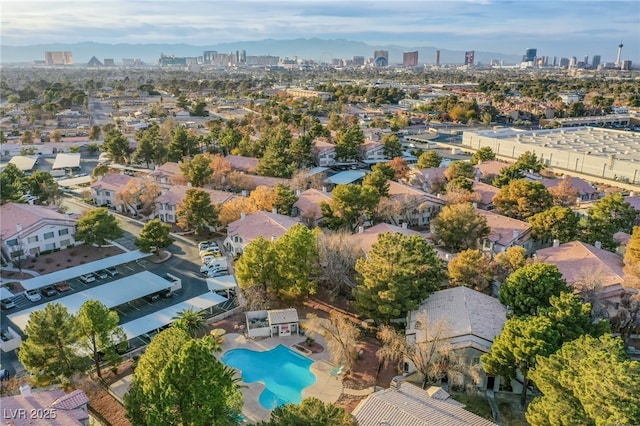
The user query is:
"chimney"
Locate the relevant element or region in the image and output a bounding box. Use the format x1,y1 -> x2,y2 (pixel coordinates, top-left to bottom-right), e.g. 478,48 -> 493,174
20,384 -> 32,397
240,212 -> 246,219
402,222 -> 408,229
272,208 -> 278,214
241,190 -> 248,197
296,189 -> 301,196
553,239 -> 560,248
358,226 -> 365,234
594,241 -> 602,249
321,186 -> 327,193
630,191 -> 635,197
16,224 -> 22,233
472,202 -> 478,209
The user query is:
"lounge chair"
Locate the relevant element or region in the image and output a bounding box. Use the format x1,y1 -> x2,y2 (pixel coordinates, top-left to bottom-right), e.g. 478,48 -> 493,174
329,365 -> 344,378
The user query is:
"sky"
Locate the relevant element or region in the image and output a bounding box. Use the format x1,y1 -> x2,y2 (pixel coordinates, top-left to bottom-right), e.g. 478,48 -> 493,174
2,0 -> 639,62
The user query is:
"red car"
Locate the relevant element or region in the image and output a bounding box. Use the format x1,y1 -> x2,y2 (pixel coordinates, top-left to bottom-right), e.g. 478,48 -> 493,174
54,282 -> 72,292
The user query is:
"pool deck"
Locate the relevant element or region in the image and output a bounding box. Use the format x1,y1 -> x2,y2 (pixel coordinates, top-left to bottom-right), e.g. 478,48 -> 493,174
220,332 -> 344,423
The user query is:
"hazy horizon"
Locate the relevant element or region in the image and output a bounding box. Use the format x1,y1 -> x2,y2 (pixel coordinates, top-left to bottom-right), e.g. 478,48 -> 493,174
2,1 -> 639,63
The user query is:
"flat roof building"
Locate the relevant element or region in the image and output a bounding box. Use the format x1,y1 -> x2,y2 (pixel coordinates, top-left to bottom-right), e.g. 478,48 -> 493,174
462,127 -> 640,184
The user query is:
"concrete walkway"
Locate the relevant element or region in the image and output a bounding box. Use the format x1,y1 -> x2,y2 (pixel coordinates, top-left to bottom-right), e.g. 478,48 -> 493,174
0,267 -> 40,277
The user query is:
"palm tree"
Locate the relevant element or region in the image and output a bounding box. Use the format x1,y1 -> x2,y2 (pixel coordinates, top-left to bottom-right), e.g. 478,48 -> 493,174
172,307 -> 206,338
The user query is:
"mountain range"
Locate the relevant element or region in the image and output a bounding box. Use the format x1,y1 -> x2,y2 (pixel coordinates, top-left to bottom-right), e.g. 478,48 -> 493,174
1,39 -> 521,66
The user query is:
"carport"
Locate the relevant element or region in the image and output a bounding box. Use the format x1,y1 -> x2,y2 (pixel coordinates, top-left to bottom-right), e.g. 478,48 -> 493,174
121,292 -> 227,340
7,271 -> 175,332
8,156 -> 37,172
206,275 -> 238,299
19,250 -> 151,291
52,153 -> 81,170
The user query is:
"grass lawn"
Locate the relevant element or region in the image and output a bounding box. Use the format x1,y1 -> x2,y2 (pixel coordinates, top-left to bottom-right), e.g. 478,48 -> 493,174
450,391 -> 494,421
496,393 -> 530,426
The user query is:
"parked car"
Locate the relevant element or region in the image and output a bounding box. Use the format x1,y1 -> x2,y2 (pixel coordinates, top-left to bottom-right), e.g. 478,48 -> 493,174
54,282 -> 72,292
199,246 -> 220,257
25,289 -> 42,302
80,274 -> 96,284
202,255 -> 223,265
95,270 -> 109,280
201,264 -> 226,274
207,269 -> 228,278
0,369 -> 10,381
198,241 -> 213,251
144,292 -> 161,303
40,286 -> 58,297
0,298 -> 16,310
105,267 -> 120,277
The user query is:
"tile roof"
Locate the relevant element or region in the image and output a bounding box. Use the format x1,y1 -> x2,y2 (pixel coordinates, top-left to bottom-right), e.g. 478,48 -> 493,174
352,381 -> 497,426
90,173 -> 142,192
471,181 -> 499,206
351,223 -> 425,253
474,160 -> 511,177
0,203 -> 76,241
540,176 -> 598,195
535,241 -> 626,287
614,231 -> 631,246
1,388 -> 89,425
415,287 -> 506,346
226,211 -> 300,243
149,162 -> 183,179
157,186 -> 235,206
223,155 -> 259,172
625,195 -> 640,210
475,209 -> 531,247
292,188 -> 332,220
268,308 -> 299,324
244,174 -> 291,188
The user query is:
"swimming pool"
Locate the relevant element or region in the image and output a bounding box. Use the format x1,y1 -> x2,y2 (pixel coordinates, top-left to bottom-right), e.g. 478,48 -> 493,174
221,344 -> 316,410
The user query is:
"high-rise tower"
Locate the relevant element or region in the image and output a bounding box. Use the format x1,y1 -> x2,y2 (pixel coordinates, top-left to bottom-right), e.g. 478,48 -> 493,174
616,42 -> 623,66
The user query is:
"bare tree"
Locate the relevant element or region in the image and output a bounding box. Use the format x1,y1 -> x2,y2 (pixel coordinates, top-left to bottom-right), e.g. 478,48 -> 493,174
10,240 -> 27,273
377,318 -> 480,390
610,293 -> 640,346
572,267 -> 612,321
303,312 -> 360,374
317,231 -> 364,299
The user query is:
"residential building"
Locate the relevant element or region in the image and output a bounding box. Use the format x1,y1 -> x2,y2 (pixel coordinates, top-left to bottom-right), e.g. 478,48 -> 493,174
313,138 -> 337,167
358,140 -> 387,164
475,209 -> 534,254
223,155 -> 259,173
472,180 -> 499,210
224,211 -> 300,255
154,186 -> 235,224
0,203 -> 77,261
473,161 -> 511,183
353,377 -> 497,426
385,181 -> 445,227
408,167 -> 448,193
149,162 -> 185,186
291,188 -> 332,227
406,287 -> 507,390
90,173 -> 145,212
0,385 -> 89,426
540,176 -> 600,202
535,240 -> 633,312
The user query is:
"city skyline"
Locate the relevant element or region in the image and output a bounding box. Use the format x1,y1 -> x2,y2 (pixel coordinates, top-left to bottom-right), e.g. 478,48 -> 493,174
2,1 -> 639,63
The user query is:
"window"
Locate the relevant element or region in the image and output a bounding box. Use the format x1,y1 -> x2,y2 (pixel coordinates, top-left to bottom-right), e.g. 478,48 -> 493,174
60,239 -> 70,247
58,229 -> 69,236
105,191 -> 111,196
6,239 -> 18,247
44,232 -> 55,240
27,236 -> 39,243
11,250 -> 24,258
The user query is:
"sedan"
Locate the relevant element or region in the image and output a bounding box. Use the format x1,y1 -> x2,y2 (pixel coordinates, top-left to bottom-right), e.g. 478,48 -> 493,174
54,282 -> 72,292
96,270 -> 109,280
25,289 -> 42,302
40,286 -> 58,297
80,274 -> 96,284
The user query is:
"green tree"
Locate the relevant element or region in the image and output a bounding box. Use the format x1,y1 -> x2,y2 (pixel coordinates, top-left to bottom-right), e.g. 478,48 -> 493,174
257,124 -> 296,178
0,163 -> 25,203
89,125 -> 102,141
514,151 -> 544,173
493,179 -> 553,220
499,263 -> 570,317
92,164 -> 110,179
18,303 -> 82,383
335,124 -> 364,162
20,129 -> 34,144
528,206 -> 580,243
180,154 -> 214,187
102,128 -> 130,164
416,151 -> 442,169
76,208 -> 124,246
273,184 -> 298,215
133,129 -> 157,168
471,146 -> 496,165
624,226 -> 640,285
172,307 -> 206,338
25,170 -> 59,204
176,188 -> 218,234
289,134 -> 315,169
492,246 -> 529,282
190,99 -> 209,117
381,134 -> 403,159
492,164 -> 524,188
320,184 -> 380,231
527,334 -> 640,426
444,161 -> 475,181
582,193 -> 637,250
135,219 -> 174,254
362,167 -> 391,196
431,203 -> 490,252
448,249 -> 494,293
263,398 -> 356,426
77,300 -> 126,380
167,126 -> 199,162
275,224 -> 319,297
234,236 -> 279,293
354,233 -> 447,323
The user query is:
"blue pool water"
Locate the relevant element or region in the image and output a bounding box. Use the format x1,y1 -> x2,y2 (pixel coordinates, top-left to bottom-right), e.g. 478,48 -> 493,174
221,345 -> 316,410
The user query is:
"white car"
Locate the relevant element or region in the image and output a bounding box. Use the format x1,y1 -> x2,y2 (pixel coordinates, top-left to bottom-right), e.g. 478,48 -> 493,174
207,269 -> 228,278
80,274 -> 96,284
202,255 -> 221,265
199,246 -> 220,257
201,264 -> 225,274
25,289 -> 42,302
